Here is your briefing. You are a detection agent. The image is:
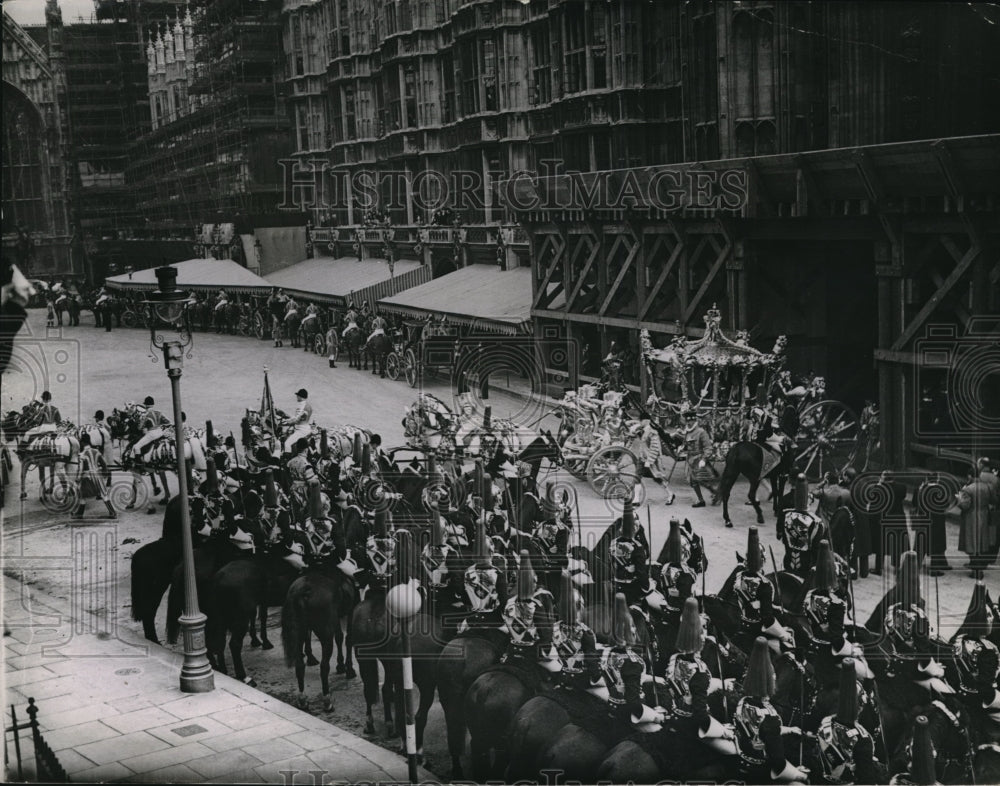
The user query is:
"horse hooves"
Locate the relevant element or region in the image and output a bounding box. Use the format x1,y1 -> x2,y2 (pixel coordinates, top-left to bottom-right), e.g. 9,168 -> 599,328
307,655 -> 320,666
335,663 -> 345,673
19,493 -> 27,500
249,639 -> 261,648
755,514 -> 765,524
323,697 -> 333,712
261,640 -> 274,651
243,676 -> 257,688
146,507 -> 157,515
364,721 -> 375,735
725,520 -> 734,528
125,503 -> 135,510
344,666 -> 356,679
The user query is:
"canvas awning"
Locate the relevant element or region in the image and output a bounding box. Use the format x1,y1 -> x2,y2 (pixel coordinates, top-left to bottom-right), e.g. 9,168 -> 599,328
104,258 -> 270,295
264,256 -> 430,307
378,265 -> 532,335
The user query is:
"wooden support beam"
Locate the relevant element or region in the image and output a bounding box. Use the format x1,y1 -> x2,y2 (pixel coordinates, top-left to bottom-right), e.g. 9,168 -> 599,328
565,233 -> 601,311
533,229 -> 566,309
744,158 -> 775,218
600,232 -> 639,316
891,236 -> 981,351
931,139 -> 967,201
854,148 -> 899,248
682,235 -> 730,326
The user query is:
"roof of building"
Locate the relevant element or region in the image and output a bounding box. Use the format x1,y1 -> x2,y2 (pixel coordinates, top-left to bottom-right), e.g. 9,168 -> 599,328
378,265 -> 532,335
104,258 -> 270,293
264,256 -> 425,306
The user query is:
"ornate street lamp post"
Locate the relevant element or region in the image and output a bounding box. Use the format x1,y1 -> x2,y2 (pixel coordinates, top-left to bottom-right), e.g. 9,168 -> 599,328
143,266 -> 214,693
385,528 -> 420,783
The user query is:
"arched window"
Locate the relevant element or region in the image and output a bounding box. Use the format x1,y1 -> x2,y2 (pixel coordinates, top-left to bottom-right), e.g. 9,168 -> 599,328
2,84 -> 51,235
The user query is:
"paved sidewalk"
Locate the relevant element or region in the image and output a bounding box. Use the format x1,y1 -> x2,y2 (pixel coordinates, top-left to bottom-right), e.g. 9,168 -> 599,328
2,574 -> 434,784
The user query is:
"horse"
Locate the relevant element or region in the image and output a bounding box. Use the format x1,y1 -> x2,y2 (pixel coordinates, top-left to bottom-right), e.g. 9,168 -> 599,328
205,552 -> 300,685
130,496 -> 215,643
281,561 -> 359,710
363,331 -> 393,378
888,697 -> 975,784
434,623 -> 508,779
298,311 -> 324,352
716,440 -> 793,528
67,294 -> 81,326
284,307 -> 303,348
106,406 -> 172,513
2,409 -> 80,502
343,325 -> 366,369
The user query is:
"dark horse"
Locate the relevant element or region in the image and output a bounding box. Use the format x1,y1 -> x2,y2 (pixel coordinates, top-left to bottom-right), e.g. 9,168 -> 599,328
363,332 -> 393,378
130,496 -> 213,643
205,553 -> 300,685
343,325 -> 366,369
716,440 -> 793,528
281,562 -> 358,710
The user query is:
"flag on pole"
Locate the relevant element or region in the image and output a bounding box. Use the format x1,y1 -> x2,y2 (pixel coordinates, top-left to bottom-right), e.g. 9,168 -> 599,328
261,368 -> 278,438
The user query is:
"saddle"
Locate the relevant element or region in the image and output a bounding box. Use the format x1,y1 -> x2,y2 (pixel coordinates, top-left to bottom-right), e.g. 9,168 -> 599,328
757,442 -> 784,478
20,434 -> 68,456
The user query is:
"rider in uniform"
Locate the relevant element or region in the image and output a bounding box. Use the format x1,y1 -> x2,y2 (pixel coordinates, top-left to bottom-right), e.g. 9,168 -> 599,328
501,550 -> 559,672
421,507 -> 465,616
460,510 -> 507,632
951,576 -> 1000,711
655,517 -> 700,620
342,302 -> 359,337
609,500 -> 664,625
815,658 -> 886,785
22,390 -> 61,444
682,409 -> 714,509
286,438 -> 318,515
366,312 -> 388,345
131,396 -> 170,458
600,593 -> 663,728
733,636 -> 809,784
552,571 -> 602,690
282,389 -> 313,455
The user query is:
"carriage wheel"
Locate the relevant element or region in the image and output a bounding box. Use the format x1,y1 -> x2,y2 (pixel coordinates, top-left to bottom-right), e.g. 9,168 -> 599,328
386,352 -> 401,381
121,311 -> 137,328
586,446 -> 640,498
314,334 -> 327,356
403,349 -> 418,388
560,434 -> 591,480
253,313 -> 266,340
794,400 -> 860,481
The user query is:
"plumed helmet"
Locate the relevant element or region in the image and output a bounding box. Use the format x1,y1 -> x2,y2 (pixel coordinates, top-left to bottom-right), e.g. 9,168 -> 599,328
558,571 -> 580,626
910,715 -> 937,786
663,518 -> 684,564
612,592 -> 637,648
742,636 -> 776,698
746,526 -> 763,574
675,597 -> 705,655
517,550 -> 536,600
814,539 -> 839,592
835,658 -> 859,726
621,498 -> 636,540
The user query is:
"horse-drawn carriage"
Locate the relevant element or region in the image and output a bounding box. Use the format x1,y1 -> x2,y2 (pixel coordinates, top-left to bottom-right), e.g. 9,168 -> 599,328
389,319 -> 467,388
641,305 -> 862,480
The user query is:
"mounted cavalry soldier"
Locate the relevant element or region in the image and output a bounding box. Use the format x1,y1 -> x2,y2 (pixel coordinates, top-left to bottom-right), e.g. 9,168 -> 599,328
815,658 -> 887,784
460,512 -> 507,632
665,598 -> 728,723
655,517 -> 703,620
608,499 -> 653,610
421,507 -> 465,622
552,571 -> 602,690
733,637 -> 809,784
286,437 -> 318,516
950,575 -> 1000,708
131,396 -> 170,459
500,550 -> 559,673
366,312 -> 388,345
600,593 -> 663,729
282,389 -> 312,455
341,302 -> 360,337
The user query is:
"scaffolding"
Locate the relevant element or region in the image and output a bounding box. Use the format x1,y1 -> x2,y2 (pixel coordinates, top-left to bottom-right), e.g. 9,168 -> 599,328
126,0 -> 291,234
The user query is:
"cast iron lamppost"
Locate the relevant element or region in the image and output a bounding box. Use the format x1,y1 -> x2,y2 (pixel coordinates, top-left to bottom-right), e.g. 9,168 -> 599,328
144,265 -> 215,693
385,528 -> 420,783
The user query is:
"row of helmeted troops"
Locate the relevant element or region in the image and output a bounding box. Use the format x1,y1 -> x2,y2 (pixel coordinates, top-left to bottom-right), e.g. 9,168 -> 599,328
163,416 -> 1000,785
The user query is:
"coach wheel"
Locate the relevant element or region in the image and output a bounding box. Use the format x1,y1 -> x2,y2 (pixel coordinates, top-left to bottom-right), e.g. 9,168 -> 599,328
314,334 -> 327,356
121,311 -> 137,328
404,349 -> 418,388
386,352 -> 401,381
586,446 -> 639,498
795,400 -> 859,481
253,313 -> 266,340
560,434 -> 591,480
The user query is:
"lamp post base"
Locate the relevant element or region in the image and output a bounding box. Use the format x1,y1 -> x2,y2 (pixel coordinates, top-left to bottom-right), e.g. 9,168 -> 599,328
178,612 -> 215,693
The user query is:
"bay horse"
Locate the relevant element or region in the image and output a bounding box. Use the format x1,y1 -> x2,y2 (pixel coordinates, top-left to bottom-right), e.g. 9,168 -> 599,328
281,560 -> 359,710
283,305 -> 303,347
297,310 -> 323,352
363,332 -> 393,377
716,440 -> 793,528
